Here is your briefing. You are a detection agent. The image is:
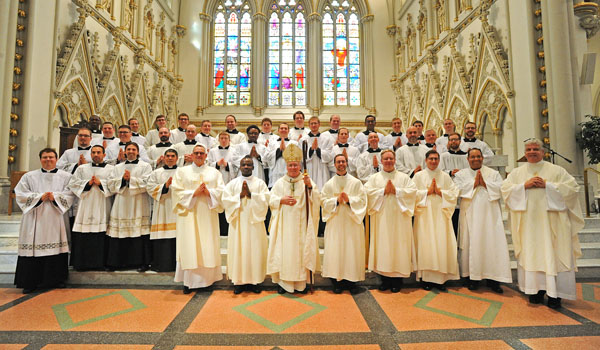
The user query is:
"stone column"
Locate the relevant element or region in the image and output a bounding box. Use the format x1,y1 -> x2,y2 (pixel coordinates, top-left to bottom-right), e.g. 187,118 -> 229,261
361,14 -> 376,114
307,12 -> 322,116
542,0 -> 583,173
196,12 -> 212,115
0,0 -> 19,177
252,12 -> 267,115
136,0 -> 145,45
425,0 -> 436,46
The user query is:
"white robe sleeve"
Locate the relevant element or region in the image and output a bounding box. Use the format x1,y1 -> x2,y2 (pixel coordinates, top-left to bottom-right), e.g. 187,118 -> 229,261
128,163 -> 151,195
545,182 -> 567,211
501,173 -> 527,211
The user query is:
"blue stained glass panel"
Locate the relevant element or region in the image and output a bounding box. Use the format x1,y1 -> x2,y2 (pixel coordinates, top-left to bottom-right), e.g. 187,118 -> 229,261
214,51 -> 225,64
349,38 -> 359,51
269,64 -> 280,78
295,50 -> 305,64
295,37 -> 305,50
227,37 -> 238,50
214,37 -> 226,50
269,77 -> 279,90
349,52 -> 359,64
269,37 -> 280,49
240,37 -> 251,50
337,78 -> 347,90
240,51 -> 251,63
324,92 -> 335,105
282,36 -> 293,50
350,77 -> 360,91
349,65 -> 360,78
323,38 -> 334,50
350,92 -> 360,106
323,78 -> 334,91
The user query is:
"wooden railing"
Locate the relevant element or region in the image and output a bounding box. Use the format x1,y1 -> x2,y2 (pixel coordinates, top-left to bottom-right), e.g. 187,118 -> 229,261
584,167 -> 600,217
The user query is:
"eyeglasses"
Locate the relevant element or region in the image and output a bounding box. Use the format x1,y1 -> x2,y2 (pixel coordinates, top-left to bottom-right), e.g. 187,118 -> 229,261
78,134 -> 91,137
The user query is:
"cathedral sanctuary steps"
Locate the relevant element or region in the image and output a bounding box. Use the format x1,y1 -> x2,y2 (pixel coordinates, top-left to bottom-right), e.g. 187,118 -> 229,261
0,215 -> 599,285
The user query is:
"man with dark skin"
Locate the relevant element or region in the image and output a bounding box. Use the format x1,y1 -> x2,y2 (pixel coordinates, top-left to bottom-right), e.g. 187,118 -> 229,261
352,115 -> 386,153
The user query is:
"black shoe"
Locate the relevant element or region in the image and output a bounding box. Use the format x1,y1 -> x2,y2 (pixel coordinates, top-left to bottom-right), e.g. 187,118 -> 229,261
277,286 -> 286,294
250,284 -> 261,294
436,284 -> 447,291
183,286 -> 191,294
349,285 -> 364,295
299,287 -> 309,294
547,297 -> 562,309
333,286 -> 343,294
529,290 -> 545,304
137,265 -> 149,272
422,282 -> 432,291
390,286 -> 401,293
22,288 -> 35,294
487,280 -> 503,294
378,276 -> 390,291
234,285 -> 244,295
468,280 -> 479,291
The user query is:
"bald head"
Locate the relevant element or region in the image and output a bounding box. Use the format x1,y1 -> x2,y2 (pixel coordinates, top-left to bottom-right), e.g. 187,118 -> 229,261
406,126 -> 419,143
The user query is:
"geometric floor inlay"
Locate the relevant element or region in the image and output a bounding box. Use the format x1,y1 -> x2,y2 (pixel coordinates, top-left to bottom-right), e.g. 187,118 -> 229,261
52,290 -> 146,330
414,290 -> 503,327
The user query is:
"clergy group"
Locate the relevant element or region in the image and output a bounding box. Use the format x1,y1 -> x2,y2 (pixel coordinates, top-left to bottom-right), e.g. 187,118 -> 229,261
13,112 -> 583,310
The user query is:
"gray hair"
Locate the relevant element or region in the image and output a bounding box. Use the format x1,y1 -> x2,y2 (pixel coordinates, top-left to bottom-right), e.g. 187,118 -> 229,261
524,138 -> 544,148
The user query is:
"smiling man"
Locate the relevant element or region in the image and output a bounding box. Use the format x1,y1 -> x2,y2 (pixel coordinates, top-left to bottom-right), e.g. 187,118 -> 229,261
501,138 -> 583,309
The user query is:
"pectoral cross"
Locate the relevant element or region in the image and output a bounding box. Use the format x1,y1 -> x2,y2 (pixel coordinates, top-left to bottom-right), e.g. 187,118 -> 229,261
289,178 -> 295,194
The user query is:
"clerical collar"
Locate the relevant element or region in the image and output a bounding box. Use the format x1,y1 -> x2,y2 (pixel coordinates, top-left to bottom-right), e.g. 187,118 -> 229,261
92,162 -> 106,167
407,143 -> 419,147
362,130 -> 374,136
335,172 -> 347,176
227,129 -> 239,134
294,127 -> 304,130
248,140 -> 257,144
463,137 -> 477,142
418,135 -> 425,140
261,132 -> 272,135
425,143 -> 435,148
448,149 -> 466,155
163,165 -> 178,170
328,129 -> 339,134
471,166 -> 482,171
241,174 -> 252,178
338,143 -> 349,147
277,138 -> 289,141
41,168 -> 58,173
391,132 -> 403,137
78,146 -> 91,151
91,129 -> 101,134
156,142 -> 172,147
218,146 -> 230,149
104,136 -> 115,140
132,132 -> 140,137
443,134 -> 449,137
119,142 -> 128,146
178,127 -> 185,132
200,133 -> 210,137
125,159 -> 139,164
308,132 -> 320,137
184,139 -> 197,145
367,148 -> 381,153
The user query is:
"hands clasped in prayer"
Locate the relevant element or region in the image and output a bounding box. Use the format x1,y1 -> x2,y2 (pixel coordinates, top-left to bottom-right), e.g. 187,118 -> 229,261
473,170 -> 487,189
427,178 -> 442,196
240,181 -> 251,199
524,176 -> 546,189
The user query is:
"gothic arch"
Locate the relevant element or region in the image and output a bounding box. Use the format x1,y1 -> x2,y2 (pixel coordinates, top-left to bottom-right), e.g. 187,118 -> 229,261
54,78 -> 95,127
473,78 -> 511,134
425,108 -> 442,133
262,0 -> 314,14
316,0 -> 370,17
204,0 -> 258,15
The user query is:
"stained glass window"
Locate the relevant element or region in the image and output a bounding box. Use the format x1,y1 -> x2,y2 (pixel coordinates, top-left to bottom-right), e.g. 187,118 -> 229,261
322,0 -> 361,106
268,0 -> 306,106
213,0 -> 252,106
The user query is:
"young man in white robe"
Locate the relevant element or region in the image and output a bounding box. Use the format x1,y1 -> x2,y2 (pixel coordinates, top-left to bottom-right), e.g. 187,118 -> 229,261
267,144 -> 320,294
396,126 -> 429,177
356,132 -> 384,183
208,132 -> 236,236
91,121 -> 117,148
288,111 -> 310,142
58,127 -> 93,174
321,154 -> 368,294
440,133 -> 469,234
435,119 -> 456,151
365,150 -> 417,292
423,130 -> 442,151
106,142 -> 153,271
454,148 -> 511,293
352,115 -> 387,153
382,117 -> 409,152
106,125 -> 151,164
257,117 -> 279,148
225,114 -> 247,146
322,114 -> 352,145
195,120 -> 217,150
14,148 -> 74,293
460,122 -> 494,164
222,156 -> 270,294
147,148 -> 179,272
145,115 -> 170,148
128,117 -> 147,147
300,117 -> 334,190
68,145 -> 114,271
329,127 -> 360,178
170,113 -> 190,144
266,123 -> 298,189
173,124 -> 200,166
501,139 -> 583,309
231,125 -> 271,183
147,127 -> 174,168
171,145 -> 225,294
413,150 -> 460,291
72,115 -> 102,148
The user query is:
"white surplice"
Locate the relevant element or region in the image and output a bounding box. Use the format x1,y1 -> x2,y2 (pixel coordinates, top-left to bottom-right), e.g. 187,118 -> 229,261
365,170 -> 417,277
356,149 -> 383,183
454,166 -> 512,283
173,140 -> 200,166
299,133 -> 334,190
501,161 -> 583,299
69,163 -> 114,233
352,130 -> 387,153
320,174 -> 367,282
222,176 -> 270,285
147,143 -> 175,169
413,168 -> 460,284
207,146 -> 236,184
226,130 -> 247,146
15,169 -> 74,257
171,163 -> 224,288
266,138 -> 299,188
147,166 -> 178,239
395,143 -> 429,176
230,142 -> 271,182
267,175 -> 320,293
329,144 -> 360,177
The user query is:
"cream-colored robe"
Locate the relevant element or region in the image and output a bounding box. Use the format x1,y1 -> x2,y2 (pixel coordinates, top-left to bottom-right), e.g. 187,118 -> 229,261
365,170 -> 417,278
222,176 -> 270,285
147,166 -> 178,240
413,168 -> 460,284
454,166 -> 512,283
321,174 -> 367,282
501,161 -> 583,299
69,163 -> 114,233
267,175 -> 320,293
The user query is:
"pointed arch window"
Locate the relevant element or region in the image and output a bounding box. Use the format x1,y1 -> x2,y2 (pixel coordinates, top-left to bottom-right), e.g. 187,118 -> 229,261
322,0 -> 361,106
267,0 -> 307,106
213,0 -> 252,106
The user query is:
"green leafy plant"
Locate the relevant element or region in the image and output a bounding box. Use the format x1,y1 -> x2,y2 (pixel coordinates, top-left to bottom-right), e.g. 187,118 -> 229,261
578,115 -> 600,164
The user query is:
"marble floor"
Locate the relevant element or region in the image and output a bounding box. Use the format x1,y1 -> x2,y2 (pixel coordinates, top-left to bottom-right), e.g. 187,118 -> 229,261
0,281 -> 599,350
